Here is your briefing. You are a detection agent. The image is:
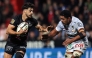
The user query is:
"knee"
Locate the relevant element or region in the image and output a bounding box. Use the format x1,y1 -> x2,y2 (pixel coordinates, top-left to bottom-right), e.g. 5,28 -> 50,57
65,53 -> 72,58
15,52 -> 24,58
73,51 -> 82,58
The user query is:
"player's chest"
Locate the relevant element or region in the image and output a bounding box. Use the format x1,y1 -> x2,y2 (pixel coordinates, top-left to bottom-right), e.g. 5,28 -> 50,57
26,21 -> 33,27
65,23 -> 77,34
17,20 -> 33,28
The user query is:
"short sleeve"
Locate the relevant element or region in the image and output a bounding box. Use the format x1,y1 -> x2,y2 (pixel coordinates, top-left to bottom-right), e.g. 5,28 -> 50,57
55,21 -> 64,32
76,21 -> 84,30
10,17 -> 17,26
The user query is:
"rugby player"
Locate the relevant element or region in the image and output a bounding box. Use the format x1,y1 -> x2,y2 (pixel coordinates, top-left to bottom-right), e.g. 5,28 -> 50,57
43,10 -> 88,58
4,2 -> 43,58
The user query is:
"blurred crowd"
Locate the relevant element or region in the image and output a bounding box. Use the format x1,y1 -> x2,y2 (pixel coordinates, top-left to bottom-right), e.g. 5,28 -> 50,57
0,0 -> 92,47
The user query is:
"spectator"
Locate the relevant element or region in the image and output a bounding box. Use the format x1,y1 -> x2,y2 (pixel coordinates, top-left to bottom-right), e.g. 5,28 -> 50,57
43,40 -> 52,48
85,0 -> 92,11
0,23 -> 8,41
2,0 -> 13,19
27,27 -> 39,41
47,5 -> 54,25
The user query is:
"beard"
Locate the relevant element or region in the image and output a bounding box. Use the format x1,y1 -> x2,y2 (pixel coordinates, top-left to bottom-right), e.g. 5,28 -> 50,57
26,14 -> 32,18
28,15 -> 32,18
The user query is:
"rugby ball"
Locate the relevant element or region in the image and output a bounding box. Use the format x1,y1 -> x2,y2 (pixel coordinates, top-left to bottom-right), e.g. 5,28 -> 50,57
17,22 -> 28,32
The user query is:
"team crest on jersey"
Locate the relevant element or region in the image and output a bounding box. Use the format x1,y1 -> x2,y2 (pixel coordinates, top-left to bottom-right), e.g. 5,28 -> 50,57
28,22 -> 32,27
72,26 -> 74,29
10,19 -> 15,24
71,26 -> 75,32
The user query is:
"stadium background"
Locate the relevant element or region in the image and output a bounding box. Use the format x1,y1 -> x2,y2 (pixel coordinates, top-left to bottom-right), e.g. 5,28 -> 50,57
0,0 -> 92,58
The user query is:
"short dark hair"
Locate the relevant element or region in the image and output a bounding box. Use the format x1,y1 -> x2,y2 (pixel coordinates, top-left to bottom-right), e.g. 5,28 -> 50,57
60,10 -> 71,18
22,2 -> 34,10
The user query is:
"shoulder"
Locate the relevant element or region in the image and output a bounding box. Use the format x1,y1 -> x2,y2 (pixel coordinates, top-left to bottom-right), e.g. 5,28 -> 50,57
56,21 -> 64,31
32,17 -> 37,21
10,14 -> 22,25
72,16 -> 84,27
12,14 -> 22,21
72,16 -> 82,23
30,17 -> 38,26
58,21 -> 64,26
57,21 -> 64,28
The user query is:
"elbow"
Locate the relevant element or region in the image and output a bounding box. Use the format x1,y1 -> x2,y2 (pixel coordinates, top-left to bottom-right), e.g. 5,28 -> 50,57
6,29 -> 9,34
79,32 -> 86,38
83,32 -> 86,37
6,28 -> 11,34
82,31 -> 86,37
6,32 -> 8,34
82,33 -> 86,38
48,31 -> 55,38
48,31 -> 56,38
83,33 -> 86,38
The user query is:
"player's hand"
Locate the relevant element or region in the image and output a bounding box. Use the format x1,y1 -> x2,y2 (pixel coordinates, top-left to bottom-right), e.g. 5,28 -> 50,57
39,31 -> 50,40
46,25 -> 54,31
39,25 -> 53,32
17,28 -> 27,35
39,26 -> 45,32
62,38 -> 73,46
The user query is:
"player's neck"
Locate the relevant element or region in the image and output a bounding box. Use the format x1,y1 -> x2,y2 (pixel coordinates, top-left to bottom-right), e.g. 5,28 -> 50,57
22,14 -> 27,21
67,19 -> 72,25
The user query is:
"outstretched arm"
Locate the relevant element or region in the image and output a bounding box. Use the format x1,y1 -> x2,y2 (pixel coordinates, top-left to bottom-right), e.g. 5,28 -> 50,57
6,24 -> 17,35
40,27 -> 59,40
48,29 -> 59,38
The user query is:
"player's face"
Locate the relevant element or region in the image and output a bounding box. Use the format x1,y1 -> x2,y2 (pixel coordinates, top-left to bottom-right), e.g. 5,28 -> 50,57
60,16 -> 69,25
26,8 -> 33,18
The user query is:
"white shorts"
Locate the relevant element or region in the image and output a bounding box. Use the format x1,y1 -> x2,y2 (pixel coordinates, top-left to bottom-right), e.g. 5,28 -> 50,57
65,41 -> 87,53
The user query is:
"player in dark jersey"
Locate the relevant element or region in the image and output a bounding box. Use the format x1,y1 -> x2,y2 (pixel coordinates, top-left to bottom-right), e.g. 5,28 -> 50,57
4,2 -> 43,58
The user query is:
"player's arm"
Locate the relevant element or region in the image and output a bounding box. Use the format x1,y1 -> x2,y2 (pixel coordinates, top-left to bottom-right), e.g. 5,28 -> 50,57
6,18 -> 25,35
71,28 -> 86,42
32,18 -> 44,31
6,24 -> 17,35
6,24 -> 25,35
35,23 -> 52,32
6,18 -> 18,35
48,29 -> 59,38
35,23 -> 43,31
48,21 -> 64,38
42,21 -> 63,39
70,22 -> 86,42
40,28 -> 59,40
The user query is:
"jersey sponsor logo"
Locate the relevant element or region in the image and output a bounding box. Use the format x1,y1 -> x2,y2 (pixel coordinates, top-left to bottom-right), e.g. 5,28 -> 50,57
77,22 -> 82,27
6,46 -> 13,51
10,19 -> 15,24
20,46 -> 26,49
75,43 -> 85,48
66,44 -> 73,49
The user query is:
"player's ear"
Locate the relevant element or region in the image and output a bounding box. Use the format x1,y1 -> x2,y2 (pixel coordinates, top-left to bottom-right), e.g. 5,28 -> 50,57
24,9 -> 27,13
68,17 -> 71,22
25,10 -> 27,13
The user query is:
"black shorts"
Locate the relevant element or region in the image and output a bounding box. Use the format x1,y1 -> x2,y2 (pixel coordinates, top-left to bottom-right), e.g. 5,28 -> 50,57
4,40 -> 27,55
